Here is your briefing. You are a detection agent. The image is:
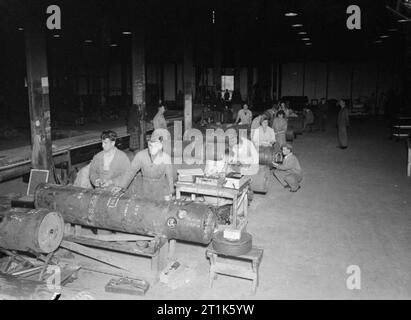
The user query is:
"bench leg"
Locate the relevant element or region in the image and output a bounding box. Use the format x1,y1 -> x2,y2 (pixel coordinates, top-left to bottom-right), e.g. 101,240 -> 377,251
151,241 -> 168,283
252,261 -> 259,294
209,270 -> 215,288
168,239 -> 176,260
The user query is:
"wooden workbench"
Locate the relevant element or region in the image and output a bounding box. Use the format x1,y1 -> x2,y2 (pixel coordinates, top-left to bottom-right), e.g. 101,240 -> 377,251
175,179 -> 250,228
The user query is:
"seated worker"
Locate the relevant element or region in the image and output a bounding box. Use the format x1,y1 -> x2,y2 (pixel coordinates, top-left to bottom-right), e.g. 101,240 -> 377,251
116,129 -> 174,201
264,104 -> 278,126
251,114 -> 263,131
272,143 -> 302,192
89,130 -> 131,189
251,116 -> 276,148
152,103 -> 167,130
278,101 -> 293,118
235,103 -> 253,125
272,110 -> 288,147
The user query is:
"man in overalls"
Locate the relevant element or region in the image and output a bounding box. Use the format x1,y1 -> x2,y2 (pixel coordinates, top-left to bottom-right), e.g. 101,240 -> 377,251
116,129 -> 174,201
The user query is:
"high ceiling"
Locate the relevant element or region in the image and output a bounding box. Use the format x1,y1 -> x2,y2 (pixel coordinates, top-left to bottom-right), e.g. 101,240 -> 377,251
0,0 -> 410,65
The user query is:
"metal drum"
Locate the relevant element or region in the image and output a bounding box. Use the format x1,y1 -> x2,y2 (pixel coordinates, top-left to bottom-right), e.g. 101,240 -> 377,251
0,207 -> 64,253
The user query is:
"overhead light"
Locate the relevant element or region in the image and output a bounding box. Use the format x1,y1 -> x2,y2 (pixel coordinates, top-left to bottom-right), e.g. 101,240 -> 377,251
292,24 -> 303,27
18,27 -> 24,31
53,34 -> 60,38
374,40 -> 383,43
398,18 -> 410,22
379,35 -> 389,38
298,31 -> 307,35
122,31 -> 132,35
305,42 -> 312,45
388,28 -> 398,31
285,12 -> 298,17
302,37 -> 310,41
110,43 -> 118,47
84,39 -> 93,43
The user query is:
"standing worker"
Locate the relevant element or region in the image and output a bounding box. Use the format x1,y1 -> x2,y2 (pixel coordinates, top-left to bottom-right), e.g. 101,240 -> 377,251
337,99 -> 350,149
318,98 -> 328,132
272,110 -> 287,147
235,103 -> 253,125
115,129 -> 174,201
153,104 -> 167,130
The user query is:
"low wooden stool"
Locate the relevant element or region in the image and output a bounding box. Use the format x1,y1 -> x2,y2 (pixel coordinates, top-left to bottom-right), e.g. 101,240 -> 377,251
206,245 -> 263,294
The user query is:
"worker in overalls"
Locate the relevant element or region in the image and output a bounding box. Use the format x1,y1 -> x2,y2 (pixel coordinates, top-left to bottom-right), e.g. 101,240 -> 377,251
272,110 -> 287,147
115,129 -> 174,201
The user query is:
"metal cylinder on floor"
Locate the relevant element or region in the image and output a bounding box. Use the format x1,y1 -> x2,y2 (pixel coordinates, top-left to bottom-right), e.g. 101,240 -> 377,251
34,183 -> 216,245
0,207 -> 64,253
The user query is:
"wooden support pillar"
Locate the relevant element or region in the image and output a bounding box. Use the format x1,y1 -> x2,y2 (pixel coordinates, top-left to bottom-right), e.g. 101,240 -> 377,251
277,62 -> 281,100
270,63 -> 274,101
234,63 -> 241,102
174,63 -> 178,104
247,67 -> 253,104
101,19 -> 111,121
302,60 -> 306,96
183,38 -> 193,130
121,45 -> 129,109
25,10 -> 53,171
131,25 -> 146,149
350,63 -> 355,108
325,61 -> 330,100
404,25 -> 411,109
213,36 -> 222,93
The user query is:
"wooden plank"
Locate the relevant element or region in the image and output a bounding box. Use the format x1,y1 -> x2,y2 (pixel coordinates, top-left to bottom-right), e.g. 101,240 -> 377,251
212,263 -> 255,280
80,264 -> 147,282
60,240 -> 140,276
175,182 -> 239,198
79,234 -> 153,242
63,236 -> 157,257
0,113 -> 184,169
207,246 -> 264,262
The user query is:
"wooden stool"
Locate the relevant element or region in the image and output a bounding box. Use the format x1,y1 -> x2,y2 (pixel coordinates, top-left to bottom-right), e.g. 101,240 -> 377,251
206,245 -> 263,294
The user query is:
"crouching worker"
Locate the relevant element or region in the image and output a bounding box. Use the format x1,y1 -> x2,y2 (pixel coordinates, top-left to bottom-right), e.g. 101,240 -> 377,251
114,129 -> 174,201
88,130 -> 131,189
272,143 -> 302,192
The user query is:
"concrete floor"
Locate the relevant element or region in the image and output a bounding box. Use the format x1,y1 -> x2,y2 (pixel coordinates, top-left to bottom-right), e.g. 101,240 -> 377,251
0,116 -> 410,299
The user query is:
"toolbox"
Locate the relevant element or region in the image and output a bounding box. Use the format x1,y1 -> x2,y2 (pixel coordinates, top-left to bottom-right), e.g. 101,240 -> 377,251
104,277 -> 150,296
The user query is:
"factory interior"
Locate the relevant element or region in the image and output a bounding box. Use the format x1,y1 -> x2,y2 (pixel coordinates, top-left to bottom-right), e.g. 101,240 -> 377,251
0,0 -> 410,300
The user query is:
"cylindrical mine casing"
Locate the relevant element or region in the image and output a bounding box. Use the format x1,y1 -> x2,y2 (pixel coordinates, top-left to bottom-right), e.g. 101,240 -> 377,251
0,208 -> 64,253
258,146 -> 276,167
34,183 -> 216,245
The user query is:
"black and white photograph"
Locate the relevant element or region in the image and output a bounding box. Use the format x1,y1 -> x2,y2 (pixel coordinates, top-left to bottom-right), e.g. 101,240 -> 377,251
0,0 -> 410,303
